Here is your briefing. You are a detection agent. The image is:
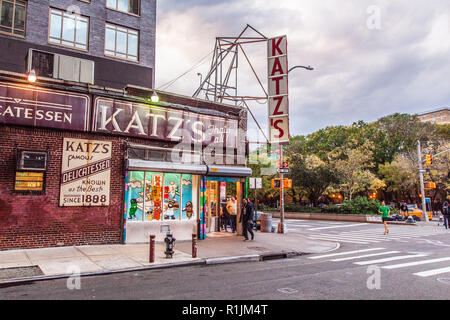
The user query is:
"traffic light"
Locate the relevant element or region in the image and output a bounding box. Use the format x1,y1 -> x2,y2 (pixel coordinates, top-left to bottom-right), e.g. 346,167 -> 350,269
271,178 -> 292,189
424,182 -> 436,189
425,154 -> 432,167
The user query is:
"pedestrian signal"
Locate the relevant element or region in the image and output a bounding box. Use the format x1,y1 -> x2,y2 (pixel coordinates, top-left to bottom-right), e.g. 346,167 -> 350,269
272,179 -> 281,189
271,178 -> 292,189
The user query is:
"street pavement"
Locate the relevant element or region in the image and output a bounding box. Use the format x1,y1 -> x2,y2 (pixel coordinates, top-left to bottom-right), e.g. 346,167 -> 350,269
1,218 -> 450,299
0,224 -> 337,284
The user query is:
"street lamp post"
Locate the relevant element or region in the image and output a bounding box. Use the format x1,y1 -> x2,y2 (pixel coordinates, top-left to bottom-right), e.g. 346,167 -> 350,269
277,64 -> 314,234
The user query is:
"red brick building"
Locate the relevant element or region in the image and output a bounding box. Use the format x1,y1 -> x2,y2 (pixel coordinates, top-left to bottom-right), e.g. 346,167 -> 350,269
0,72 -> 250,250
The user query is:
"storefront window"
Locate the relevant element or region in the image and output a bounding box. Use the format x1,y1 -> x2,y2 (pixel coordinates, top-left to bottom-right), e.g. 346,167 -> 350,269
181,174 -> 193,220
125,171 -> 195,222
124,171 -> 145,221
163,173 -> 180,220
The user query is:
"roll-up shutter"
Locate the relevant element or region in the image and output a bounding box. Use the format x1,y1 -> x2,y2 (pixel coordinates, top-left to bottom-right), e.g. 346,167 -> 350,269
126,159 -> 207,175
206,165 -> 252,177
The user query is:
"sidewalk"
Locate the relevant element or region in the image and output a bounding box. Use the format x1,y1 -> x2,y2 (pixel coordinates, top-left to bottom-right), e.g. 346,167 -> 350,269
0,231 -> 338,284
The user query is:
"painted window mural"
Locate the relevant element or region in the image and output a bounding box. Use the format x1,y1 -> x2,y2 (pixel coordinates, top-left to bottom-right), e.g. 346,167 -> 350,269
181,174 -> 193,220
125,171 -> 194,221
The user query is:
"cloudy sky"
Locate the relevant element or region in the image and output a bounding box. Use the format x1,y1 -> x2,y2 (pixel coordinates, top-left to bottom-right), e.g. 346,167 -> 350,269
155,0 -> 449,140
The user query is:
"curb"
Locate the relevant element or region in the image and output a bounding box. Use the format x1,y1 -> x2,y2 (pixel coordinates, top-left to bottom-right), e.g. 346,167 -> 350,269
0,250 -> 313,287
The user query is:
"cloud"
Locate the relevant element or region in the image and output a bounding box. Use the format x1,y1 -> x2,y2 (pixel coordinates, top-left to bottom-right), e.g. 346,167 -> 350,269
156,0 -> 450,136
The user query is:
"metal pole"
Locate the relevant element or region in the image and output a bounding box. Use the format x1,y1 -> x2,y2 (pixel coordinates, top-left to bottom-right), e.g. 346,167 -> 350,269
192,234 -> 197,258
417,141 -> 429,222
278,144 -> 286,233
149,235 -> 155,263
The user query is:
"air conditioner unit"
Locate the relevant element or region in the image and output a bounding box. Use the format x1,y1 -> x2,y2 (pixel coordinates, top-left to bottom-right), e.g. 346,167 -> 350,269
16,149 -> 48,171
27,49 -> 94,84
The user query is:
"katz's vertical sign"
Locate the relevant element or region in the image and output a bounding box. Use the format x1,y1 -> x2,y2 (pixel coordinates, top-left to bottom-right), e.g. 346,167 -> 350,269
268,35 -> 290,145
60,138 -> 112,207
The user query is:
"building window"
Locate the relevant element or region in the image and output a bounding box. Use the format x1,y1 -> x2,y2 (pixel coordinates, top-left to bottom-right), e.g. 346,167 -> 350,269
105,23 -> 139,62
125,171 -> 196,221
49,8 -> 89,51
106,0 -> 139,15
0,0 -> 26,37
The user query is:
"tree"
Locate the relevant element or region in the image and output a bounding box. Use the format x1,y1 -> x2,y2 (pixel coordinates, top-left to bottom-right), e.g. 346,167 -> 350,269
378,155 -> 418,202
289,153 -> 338,206
330,143 -> 383,200
369,113 -> 437,171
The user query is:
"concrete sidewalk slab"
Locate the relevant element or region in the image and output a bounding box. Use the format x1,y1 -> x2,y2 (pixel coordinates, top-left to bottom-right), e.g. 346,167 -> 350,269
0,231 -> 338,284
25,247 -> 84,261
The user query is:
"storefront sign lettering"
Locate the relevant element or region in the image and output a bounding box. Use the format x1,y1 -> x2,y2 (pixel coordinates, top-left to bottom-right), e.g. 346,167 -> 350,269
92,97 -> 238,148
267,36 -> 290,145
0,82 -> 90,132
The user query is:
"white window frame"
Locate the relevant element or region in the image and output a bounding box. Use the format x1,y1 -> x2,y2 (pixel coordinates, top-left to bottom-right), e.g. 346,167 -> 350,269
48,8 -> 89,51
104,22 -> 139,62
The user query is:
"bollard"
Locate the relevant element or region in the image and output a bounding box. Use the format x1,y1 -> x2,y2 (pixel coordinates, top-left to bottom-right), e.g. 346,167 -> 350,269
149,235 -> 155,263
192,233 -> 198,258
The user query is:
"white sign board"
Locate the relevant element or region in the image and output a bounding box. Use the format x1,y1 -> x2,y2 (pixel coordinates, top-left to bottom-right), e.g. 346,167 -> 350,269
59,138 -> 112,206
268,35 -> 290,145
255,178 -> 262,189
249,177 -> 262,189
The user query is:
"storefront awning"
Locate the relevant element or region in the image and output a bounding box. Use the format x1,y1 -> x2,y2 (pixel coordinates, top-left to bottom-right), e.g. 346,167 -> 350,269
206,165 -> 252,177
126,159 -> 252,178
126,159 -> 207,175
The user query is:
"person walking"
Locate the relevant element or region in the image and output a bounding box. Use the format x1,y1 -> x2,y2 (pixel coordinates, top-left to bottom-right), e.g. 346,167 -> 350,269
378,201 -> 390,235
220,203 -> 231,232
227,196 -> 237,232
442,201 -> 450,230
240,199 -> 255,241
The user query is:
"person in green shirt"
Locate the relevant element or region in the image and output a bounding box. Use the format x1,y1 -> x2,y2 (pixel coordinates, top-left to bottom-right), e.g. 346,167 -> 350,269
378,201 -> 390,234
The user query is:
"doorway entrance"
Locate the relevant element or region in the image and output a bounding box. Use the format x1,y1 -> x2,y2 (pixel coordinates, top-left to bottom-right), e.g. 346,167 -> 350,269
200,177 -> 242,237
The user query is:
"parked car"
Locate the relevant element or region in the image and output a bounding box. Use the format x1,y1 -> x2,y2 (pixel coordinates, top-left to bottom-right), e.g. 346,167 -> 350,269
406,204 -> 432,221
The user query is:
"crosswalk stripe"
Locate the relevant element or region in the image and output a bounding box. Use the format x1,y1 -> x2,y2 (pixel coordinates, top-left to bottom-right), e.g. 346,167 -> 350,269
382,257 -> 450,270
308,248 -> 386,260
414,266 -> 450,277
307,234 -> 381,242
354,254 -> 427,265
327,234 -> 412,241
307,236 -> 375,244
308,224 -> 366,231
330,251 -> 401,262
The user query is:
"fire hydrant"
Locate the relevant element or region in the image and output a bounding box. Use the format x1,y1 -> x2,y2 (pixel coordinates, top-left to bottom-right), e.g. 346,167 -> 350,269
164,233 -> 176,259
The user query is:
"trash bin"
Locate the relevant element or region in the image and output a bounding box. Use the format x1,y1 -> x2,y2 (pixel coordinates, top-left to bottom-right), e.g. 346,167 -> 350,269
261,213 -> 272,233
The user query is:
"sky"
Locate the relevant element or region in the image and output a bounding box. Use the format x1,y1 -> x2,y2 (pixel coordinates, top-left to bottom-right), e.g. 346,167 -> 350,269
155,0 -> 450,140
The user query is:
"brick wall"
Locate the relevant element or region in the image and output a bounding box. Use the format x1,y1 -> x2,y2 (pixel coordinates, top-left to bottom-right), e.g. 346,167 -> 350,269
0,126 -> 129,250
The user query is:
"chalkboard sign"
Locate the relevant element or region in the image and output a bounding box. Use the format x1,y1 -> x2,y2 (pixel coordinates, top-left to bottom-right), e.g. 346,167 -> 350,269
17,150 -> 48,171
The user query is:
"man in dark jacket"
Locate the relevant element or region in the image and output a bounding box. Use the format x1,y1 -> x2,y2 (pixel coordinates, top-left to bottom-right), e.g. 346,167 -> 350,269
240,198 -> 255,241
443,201 -> 449,230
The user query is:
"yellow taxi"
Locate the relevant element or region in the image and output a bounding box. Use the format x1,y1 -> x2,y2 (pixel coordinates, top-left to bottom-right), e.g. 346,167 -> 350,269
405,204 -> 432,221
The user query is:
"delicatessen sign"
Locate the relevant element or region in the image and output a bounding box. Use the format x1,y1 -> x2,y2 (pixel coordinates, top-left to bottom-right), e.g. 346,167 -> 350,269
0,82 -> 90,132
93,97 -> 239,148
59,138 -> 112,207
